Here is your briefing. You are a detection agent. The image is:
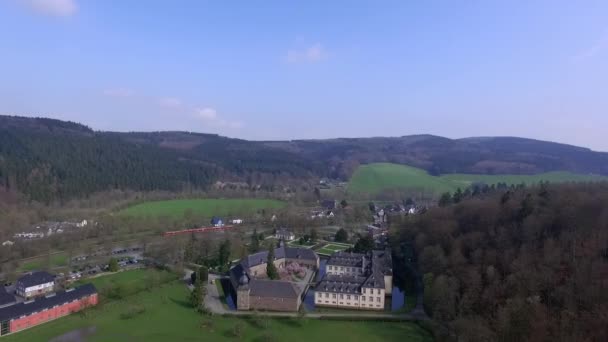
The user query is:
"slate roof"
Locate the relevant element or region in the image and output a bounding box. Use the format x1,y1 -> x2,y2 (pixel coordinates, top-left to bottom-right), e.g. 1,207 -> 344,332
317,274 -> 367,294
241,247 -> 317,269
0,287 -> 15,307
249,279 -> 300,299
0,284 -> 97,322
326,252 -> 366,268
17,271 -> 55,288
319,249 -> 393,293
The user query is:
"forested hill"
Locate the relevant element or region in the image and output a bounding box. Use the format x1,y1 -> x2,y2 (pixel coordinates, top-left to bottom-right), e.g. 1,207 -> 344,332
393,183 -> 608,341
1,115 -> 608,202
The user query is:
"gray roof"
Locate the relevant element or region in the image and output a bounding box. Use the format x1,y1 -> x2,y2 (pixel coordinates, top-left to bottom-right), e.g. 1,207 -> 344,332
0,284 -> 96,322
317,274 -> 368,294
17,271 -> 55,288
326,251 -> 365,268
0,287 -> 15,307
249,279 -> 300,299
320,249 -> 393,292
241,247 -> 317,269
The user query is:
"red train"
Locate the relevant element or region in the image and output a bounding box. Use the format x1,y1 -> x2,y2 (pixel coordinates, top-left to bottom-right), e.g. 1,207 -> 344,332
162,225 -> 234,237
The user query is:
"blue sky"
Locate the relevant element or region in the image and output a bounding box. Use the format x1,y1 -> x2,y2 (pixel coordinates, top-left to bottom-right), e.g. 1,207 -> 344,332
1,1 -> 607,150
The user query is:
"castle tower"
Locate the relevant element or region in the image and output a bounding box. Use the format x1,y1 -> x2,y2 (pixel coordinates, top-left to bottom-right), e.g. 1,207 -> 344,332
236,271 -> 250,310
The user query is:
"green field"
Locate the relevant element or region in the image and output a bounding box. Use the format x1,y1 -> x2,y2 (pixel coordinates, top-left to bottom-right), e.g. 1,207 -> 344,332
348,163 -> 608,195
118,198 -> 286,219
317,243 -> 352,256
19,253 -> 68,272
5,272 -> 432,342
76,269 -> 176,294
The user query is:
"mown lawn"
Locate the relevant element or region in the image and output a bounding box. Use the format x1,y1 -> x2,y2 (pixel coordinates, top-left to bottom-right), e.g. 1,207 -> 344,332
5,278 -> 433,342
348,163 -> 608,196
118,198 -> 286,219
75,268 -> 175,295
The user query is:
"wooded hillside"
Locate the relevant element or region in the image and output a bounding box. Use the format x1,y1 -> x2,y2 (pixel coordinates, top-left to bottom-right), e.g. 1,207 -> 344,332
394,183 -> 608,341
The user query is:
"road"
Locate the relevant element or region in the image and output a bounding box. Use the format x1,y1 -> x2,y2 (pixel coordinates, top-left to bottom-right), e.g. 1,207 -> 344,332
203,275 -> 429,320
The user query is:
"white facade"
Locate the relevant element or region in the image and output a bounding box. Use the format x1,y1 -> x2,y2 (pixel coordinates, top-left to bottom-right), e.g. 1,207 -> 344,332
314,287 -> 385,310
326,264 -> 363,276
17,281 -> 54,299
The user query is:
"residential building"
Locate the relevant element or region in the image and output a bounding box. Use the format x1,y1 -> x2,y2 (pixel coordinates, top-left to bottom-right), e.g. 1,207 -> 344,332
275,228 -> 295,241
315,249 -> 393,310
0,284 -> 97,336
229,246 -> 319,312
210,217 -> 224,227
16,272 -> 55,299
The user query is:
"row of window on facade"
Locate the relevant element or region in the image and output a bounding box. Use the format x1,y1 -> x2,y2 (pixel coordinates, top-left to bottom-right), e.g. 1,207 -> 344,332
318,292 -> 382,302
327,265 -> 361,272
319,300 -> 382,308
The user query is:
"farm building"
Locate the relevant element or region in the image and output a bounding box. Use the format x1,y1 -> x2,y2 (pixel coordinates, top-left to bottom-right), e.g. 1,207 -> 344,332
0,284 -> 97,336
16,271 -> 55,299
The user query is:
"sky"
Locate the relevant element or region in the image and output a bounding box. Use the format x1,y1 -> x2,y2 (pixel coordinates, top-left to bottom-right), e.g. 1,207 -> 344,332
1,0 -> 607,151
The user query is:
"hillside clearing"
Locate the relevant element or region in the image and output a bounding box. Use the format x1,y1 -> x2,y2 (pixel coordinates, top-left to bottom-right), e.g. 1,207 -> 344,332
348,163 -> 608,196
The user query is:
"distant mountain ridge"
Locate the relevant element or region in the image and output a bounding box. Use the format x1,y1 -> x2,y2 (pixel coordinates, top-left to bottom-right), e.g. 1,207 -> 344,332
1,115 -> 607,201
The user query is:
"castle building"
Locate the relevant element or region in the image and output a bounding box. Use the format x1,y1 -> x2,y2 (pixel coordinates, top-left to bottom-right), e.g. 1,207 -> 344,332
315,249 -> 393,310
229,245 -> 319,312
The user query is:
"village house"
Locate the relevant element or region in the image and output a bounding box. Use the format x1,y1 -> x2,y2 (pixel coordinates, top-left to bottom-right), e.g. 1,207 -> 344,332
275,228 -> 295,241
16,271 -> 55,299
229,245 -> 319,312
315,249 -> 393,310
210,217 -> 224,227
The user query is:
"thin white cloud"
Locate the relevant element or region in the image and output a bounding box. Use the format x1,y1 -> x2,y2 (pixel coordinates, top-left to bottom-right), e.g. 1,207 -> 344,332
285,43 -> 327,64
19,0 -> 77,17
194,107 -> 218,120
102,88 -> 134,98
193,107 -> 243,129
158,97 -> 183,109
573,28 -> 608,61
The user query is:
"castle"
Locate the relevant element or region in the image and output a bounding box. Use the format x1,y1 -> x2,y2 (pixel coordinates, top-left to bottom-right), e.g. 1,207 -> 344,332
229,245 -> 319,312
314,249 -> 393,310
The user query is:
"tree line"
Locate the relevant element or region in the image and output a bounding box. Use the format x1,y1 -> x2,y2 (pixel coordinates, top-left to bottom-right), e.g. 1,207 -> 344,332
393,182 -> 608,341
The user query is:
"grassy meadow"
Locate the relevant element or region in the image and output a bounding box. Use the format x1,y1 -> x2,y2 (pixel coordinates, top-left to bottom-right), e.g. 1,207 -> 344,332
5,270 -> 432,342
348,163 -> 608,195
118,198 -> 286,219
19,252 -> 68,272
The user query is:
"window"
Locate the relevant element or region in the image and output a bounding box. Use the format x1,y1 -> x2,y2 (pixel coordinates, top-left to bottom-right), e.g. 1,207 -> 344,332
325,293 -> 329,298
362,288 -> 366,294
328,266 -> 332,270
332,294 -> 336,299
347,295 -> 351,300
377,297 -> 381,303
362,296 -> 366,301
354,296 -> 358,300
340,294 -> 344,299
340,267 -> 343,271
